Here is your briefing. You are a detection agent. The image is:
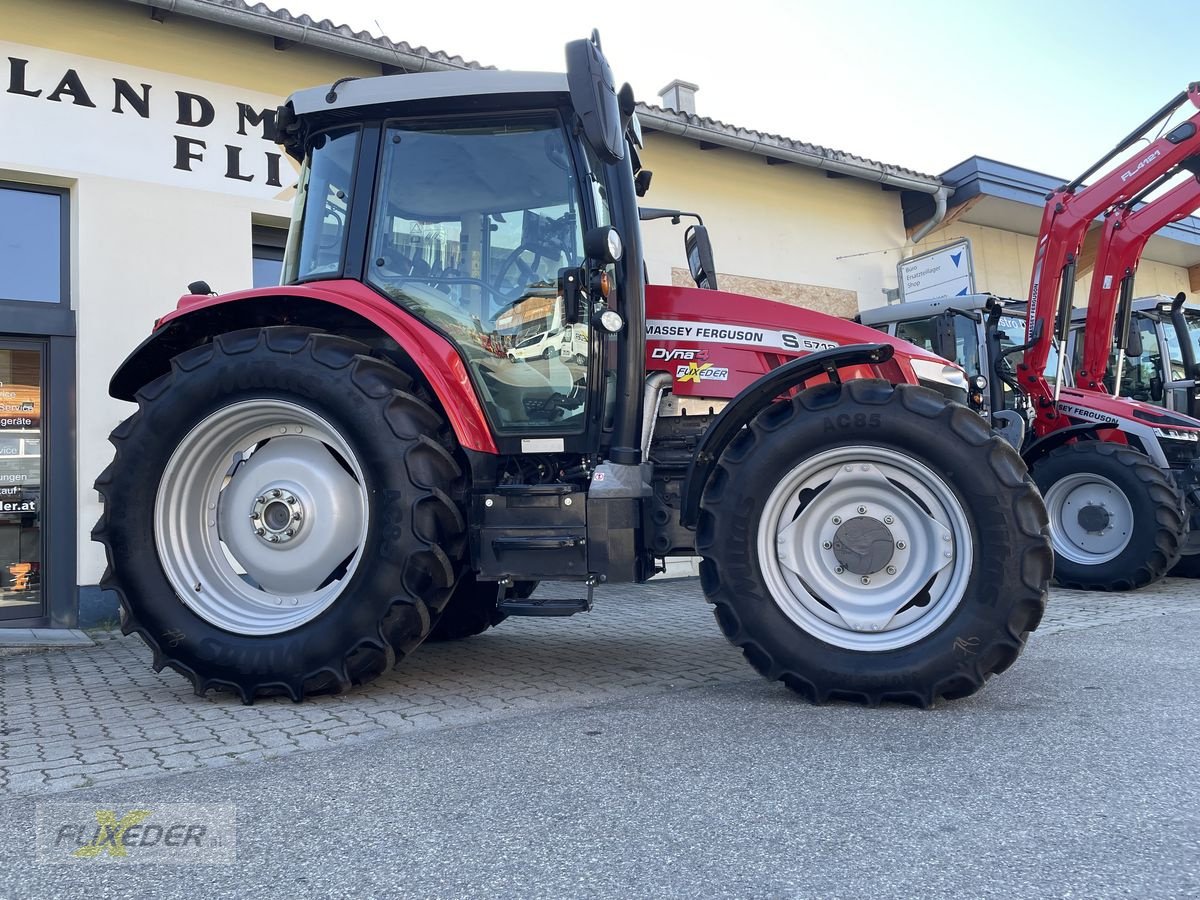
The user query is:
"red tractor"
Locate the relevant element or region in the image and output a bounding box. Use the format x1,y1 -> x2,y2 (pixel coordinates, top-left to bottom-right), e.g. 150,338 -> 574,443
95,35 -> 1049,706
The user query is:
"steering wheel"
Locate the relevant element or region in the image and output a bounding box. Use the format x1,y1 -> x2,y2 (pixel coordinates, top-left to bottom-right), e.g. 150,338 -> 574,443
494,244 -> 554,300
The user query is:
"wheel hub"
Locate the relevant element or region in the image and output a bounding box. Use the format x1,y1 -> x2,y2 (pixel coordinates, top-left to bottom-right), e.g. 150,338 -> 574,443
1043,472 -> 1133,564
770,460 -> 963,639
831,516 -> 895,575
251,487 -> 305,545
155,400 -> 369,636
1076,502 -> 1111,534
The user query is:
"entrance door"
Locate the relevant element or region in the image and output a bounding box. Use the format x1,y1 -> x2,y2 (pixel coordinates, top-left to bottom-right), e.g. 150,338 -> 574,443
0,340 -> 44,621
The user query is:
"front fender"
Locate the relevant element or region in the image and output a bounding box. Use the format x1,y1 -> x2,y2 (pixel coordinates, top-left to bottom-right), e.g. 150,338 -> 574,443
108,281 -> 499,453
679,343 -> 895,528
1021,422 -> 1101,466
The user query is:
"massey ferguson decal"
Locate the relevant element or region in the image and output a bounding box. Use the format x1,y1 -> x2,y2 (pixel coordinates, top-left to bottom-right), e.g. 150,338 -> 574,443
675,362 -> 729,383
1057,402 -> 1119,426
645,319 -> 837,353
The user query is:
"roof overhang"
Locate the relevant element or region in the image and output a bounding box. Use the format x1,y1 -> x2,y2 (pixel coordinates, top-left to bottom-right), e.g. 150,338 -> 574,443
939,156 -> 1200,268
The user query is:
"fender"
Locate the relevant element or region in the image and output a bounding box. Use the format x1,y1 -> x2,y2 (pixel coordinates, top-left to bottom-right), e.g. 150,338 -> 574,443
108,280 -> 499,453
1020,422 -> 1101,467
679,343 -> 894,528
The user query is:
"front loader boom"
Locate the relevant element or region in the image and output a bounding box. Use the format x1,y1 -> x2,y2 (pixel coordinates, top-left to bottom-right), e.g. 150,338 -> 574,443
1078,169 -> 1200,392
1020,84 -> 1200,436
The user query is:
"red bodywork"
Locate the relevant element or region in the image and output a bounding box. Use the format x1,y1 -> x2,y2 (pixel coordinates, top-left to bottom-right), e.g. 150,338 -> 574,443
152,280 -> 948,455
157,280 -> 501,454
1079,174 -> 1200,389
644,284 -> 929,395
1021,83 -> 1200,438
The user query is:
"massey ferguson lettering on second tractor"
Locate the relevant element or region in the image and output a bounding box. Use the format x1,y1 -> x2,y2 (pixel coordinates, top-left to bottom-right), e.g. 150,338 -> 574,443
95,33 -> 1050,707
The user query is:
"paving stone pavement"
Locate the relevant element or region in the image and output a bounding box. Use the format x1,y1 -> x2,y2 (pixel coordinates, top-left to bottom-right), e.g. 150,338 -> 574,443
1,576 -> 1197,797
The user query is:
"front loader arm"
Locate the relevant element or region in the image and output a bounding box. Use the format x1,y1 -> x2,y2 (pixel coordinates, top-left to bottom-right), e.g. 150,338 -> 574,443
1020,83 -> 1200,435
1078,170 -> 1200,391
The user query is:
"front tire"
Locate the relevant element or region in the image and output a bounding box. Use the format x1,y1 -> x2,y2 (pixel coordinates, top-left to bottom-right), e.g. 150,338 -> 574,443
697,380 -> 1050,707
1032,441 -> 1184,591
93,327 -> 466,702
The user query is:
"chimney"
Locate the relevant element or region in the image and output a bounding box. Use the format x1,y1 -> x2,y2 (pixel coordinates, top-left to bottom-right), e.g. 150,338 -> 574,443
657,79 -> 699,115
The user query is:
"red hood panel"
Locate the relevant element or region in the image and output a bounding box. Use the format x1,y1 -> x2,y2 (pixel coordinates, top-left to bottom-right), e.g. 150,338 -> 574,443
645,284 -> 936,397
1057,388 -> 1200,433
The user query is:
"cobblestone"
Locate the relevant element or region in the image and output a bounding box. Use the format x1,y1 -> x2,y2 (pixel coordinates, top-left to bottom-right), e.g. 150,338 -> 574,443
1,577 -> 1198,797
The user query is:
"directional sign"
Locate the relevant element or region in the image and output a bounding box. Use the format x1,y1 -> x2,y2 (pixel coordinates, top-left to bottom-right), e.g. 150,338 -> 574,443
897,239 -> 975,303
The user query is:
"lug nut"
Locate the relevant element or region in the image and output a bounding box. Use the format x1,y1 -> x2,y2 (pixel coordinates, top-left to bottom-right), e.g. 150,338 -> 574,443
944,550 -> 952,558
255,527 -> 265,536
286,495 -> 297,505
942,534 -> 951,542
834,566 -> 845,574
886,565 -> 897,575
256,495 -> 265,504
267,534 -> 280,543
896,541 -> 906,550
857,506 -> 867,515
271,489 -> 282,499
883,515 -> 894,525
860,576 -> 870,585
832,516 -> 842,525
292,512 -> 302,521
249,512 -> 260,520
285,529 -> 295,537
822,541 -> 832,550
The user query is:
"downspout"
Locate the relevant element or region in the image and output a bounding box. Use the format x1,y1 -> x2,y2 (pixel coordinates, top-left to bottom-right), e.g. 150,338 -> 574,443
910,186 -> 950,244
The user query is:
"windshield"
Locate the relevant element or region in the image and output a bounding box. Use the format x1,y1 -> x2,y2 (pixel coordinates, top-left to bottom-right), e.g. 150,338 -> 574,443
1161,310 -> 1200,379
366,112 -> 605,433
282,126 -> 359,283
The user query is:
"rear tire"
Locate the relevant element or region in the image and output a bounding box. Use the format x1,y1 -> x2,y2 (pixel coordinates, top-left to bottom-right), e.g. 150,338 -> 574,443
698,380 -> 1050,707
93,327 -> 466,702
1031,441 -> 1184,591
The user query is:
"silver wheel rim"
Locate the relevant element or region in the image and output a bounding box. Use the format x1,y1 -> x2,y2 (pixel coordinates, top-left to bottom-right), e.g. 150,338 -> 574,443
1043,473 -> 1133,565
154,399 -> 369,636
756,445 -> 973,652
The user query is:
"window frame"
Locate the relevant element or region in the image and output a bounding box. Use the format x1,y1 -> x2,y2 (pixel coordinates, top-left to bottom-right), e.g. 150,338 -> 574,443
0,181 -> 73,338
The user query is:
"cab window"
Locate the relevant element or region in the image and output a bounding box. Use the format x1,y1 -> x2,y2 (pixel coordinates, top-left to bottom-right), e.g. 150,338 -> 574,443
366,113 -> 593,433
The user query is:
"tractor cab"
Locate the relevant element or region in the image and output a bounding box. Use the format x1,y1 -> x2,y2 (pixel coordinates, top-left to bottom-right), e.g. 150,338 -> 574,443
277,68 -> 632,453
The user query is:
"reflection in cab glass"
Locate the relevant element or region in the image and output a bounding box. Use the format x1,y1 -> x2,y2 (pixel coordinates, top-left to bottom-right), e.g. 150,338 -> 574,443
365,113 -> 595,432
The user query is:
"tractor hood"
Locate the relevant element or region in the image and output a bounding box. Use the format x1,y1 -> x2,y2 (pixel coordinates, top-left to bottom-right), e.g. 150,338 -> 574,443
645,284 -> 968,401
1056,387 -> 1200,437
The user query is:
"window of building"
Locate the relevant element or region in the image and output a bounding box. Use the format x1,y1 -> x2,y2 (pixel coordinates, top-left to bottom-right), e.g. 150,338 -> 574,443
0,184 -> 67,305
252,225 -> 287,288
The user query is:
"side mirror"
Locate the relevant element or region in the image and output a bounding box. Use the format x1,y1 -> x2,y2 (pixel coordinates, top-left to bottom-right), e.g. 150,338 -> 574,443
558,266 -> 586,325
684,224 -> 718,291
565,33 -> 624,165
1125,322 -> 1144,359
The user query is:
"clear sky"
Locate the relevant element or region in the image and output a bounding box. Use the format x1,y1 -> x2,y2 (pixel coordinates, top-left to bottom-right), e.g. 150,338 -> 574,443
295,0 -> 1193,180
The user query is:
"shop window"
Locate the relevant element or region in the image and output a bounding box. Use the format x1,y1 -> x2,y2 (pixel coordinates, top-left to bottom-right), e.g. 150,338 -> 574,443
252,224 -> 286,288
0,185 -> 64,304
0,343 -> 43,621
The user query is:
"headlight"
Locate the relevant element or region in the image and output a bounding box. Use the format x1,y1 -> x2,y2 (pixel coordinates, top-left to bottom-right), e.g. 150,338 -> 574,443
1154,427 -> 1200,442
910,358 -> 968,389
909,358 -> 969,405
